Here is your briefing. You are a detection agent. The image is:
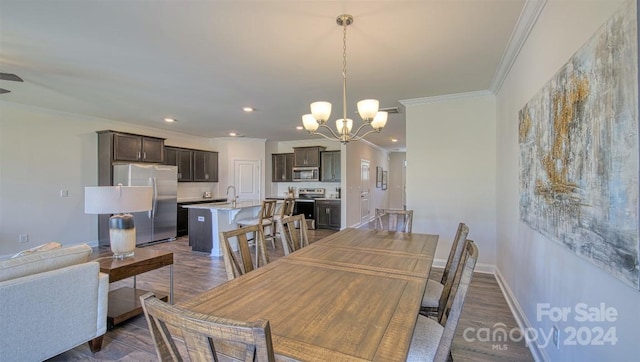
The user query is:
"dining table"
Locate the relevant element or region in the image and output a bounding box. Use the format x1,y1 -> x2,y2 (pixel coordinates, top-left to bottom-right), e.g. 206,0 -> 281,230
179,228 -> 439,361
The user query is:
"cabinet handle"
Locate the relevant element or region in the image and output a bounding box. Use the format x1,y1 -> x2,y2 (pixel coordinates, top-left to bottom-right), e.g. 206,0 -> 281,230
138,151 -> 141,159
178,173 -> 182,179
205,174 -> 209,180
143,151 -> 147,159
326,208 -> 329,214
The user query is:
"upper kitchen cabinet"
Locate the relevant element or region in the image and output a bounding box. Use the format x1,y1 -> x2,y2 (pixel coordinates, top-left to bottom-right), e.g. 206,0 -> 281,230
293,146 -> 326,167
101,131 -> 165,163
272,153 -> 294,182
320,151 -> 341,182
193,150 -> 218,182
165,146 -> 193,181
98,131 -> 165,168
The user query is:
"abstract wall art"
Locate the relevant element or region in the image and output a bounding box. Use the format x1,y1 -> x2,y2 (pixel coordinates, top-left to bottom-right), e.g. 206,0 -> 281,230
519,0 -> 639,289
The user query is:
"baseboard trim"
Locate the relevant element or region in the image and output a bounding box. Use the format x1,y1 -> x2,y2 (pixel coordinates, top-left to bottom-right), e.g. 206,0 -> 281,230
494,267 -> 548,362
431,258 -> 495,274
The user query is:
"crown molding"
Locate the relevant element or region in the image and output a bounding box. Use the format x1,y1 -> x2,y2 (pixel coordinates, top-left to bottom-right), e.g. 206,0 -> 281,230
400,90 -> 493,106
489,0 -> 548,94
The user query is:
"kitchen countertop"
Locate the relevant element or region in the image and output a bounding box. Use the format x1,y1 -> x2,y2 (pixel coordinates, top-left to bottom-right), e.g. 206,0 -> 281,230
265,196 -> 341,202
178,197 -> 227,203
181,200 -> 263,210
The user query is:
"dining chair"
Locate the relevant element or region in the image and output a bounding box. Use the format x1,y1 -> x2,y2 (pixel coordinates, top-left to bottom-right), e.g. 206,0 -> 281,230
273,198 -> 295,240
278,214 -> 310,255
237,200 -> 277,249
407,240 -> 479,362
375,208 -> 414,232
140,292 -> 277,361
420,222 -> 469,320
220,224 -> 269,281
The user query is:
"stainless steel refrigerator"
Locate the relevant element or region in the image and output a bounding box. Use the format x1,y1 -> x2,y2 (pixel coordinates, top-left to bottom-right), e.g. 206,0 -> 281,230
113,164 -> 178,245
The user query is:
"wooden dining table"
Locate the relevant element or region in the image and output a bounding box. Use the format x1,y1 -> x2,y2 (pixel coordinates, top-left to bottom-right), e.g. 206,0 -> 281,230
179,228 -> 439,361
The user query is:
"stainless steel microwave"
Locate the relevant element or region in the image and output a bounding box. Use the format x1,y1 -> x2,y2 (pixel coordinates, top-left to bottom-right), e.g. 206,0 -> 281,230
292,167 -> 319,182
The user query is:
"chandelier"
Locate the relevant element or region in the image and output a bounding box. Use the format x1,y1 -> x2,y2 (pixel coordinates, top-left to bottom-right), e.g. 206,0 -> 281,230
302,14 -> 387,144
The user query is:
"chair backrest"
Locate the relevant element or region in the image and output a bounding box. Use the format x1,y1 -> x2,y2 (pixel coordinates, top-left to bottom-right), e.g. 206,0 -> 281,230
441,223 -> 469,284
259,200 -> 277,222
375,208 -> 413,232
220,224 -> 268,280
436,224 -> 470,321
434,240 -> 478,361
140,292 -> 276,362
278,214 -> 309,255
278,198 -> 295,219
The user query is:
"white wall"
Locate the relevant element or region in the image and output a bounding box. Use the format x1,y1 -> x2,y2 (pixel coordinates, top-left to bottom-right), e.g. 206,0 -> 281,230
495,0 -> 639,360
404,92 -> 497,267
0,102 -> 248,255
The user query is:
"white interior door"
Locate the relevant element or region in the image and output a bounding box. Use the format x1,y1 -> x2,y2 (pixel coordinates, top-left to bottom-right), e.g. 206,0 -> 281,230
234,159 -> 261,201
360,159 -> 370,225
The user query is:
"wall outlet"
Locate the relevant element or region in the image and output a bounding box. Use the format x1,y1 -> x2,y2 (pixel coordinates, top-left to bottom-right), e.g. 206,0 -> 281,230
60,190 -> 69,198
19,234 -> 29,243
552,325 -> 560,349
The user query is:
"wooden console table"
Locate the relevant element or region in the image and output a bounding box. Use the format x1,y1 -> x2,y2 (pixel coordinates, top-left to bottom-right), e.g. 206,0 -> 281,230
92,248 -> 173,328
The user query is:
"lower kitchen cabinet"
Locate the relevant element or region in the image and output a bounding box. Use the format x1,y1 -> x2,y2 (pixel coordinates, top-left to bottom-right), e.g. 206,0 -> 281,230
178,199 -> 226,237
316,200 -> 341,230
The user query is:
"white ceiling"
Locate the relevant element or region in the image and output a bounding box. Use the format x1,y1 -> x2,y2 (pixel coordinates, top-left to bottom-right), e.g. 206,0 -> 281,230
0,0 -> 527,151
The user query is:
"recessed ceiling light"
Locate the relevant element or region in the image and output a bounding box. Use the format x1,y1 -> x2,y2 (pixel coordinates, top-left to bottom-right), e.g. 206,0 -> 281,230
242,107 -> 255,112
229,132 -> 237,137
164,118 -> 177,123
296,126 -> 303,130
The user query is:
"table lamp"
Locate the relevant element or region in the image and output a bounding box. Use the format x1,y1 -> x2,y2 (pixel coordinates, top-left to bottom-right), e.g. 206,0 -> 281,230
85,185 -> 152,259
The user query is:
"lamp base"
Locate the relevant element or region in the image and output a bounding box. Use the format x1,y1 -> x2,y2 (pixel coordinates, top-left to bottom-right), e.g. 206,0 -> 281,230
109,214 -> 136,259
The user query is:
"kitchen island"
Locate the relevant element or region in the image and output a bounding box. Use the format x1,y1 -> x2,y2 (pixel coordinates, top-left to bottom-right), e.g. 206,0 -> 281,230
182,200 -> 263,256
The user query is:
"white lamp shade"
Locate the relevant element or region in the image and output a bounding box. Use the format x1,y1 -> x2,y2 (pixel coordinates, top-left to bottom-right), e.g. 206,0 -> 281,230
371,111 -> 388,129
357,99 -> 379,121
310,101 -> 332,123
302,114 -> 319,131
85,186 -> 153,214
336,118 -> 353,134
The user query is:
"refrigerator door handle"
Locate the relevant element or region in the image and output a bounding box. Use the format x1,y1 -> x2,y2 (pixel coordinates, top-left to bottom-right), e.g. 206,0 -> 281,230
152,176 -> 158,218
148,177 -> 158,219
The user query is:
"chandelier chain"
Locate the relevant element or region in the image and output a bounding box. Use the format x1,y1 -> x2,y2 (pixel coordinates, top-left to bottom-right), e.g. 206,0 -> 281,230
342,16 -> 348,129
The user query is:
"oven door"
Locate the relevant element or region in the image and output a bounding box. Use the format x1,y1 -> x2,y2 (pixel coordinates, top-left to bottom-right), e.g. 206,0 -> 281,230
294,199 -> 316,228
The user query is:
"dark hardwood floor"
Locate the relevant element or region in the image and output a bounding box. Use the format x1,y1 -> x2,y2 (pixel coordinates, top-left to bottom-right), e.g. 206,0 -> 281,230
48,227 -> 533,361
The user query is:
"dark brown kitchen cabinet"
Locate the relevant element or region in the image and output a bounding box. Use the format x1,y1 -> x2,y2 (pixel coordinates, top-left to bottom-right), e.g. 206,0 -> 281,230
272,153 -> 294,182
165,146 -> 193,181
320,151 -> 341,182
293,146 -> 325,167
316,200 -> 341,230
111,132 -> 164,163
193,150 -> 218,182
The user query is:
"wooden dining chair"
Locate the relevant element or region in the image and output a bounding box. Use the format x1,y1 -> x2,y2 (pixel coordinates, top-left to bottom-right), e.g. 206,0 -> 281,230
220,224 -> 268,281
140,292 -> 276,361
407,241 -> 478,362
375,208 -> 414,232
421,222 -> 469,320
278,214 -> 310,256
237,200 -> 277,249
273,198 -> 295,240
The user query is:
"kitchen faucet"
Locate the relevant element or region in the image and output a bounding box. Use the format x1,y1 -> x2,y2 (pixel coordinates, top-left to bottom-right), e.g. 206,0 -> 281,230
226,185 -> 237,205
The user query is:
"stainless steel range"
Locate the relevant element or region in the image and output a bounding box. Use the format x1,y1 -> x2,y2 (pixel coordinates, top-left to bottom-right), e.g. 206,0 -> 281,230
294,188 -> 325,229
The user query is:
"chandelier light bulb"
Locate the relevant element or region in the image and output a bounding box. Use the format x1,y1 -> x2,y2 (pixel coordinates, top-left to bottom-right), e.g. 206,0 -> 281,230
371,111 -> 388,130
357,99 -> 379,122
302,114 -> 319,132
310,101 -> 331,124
